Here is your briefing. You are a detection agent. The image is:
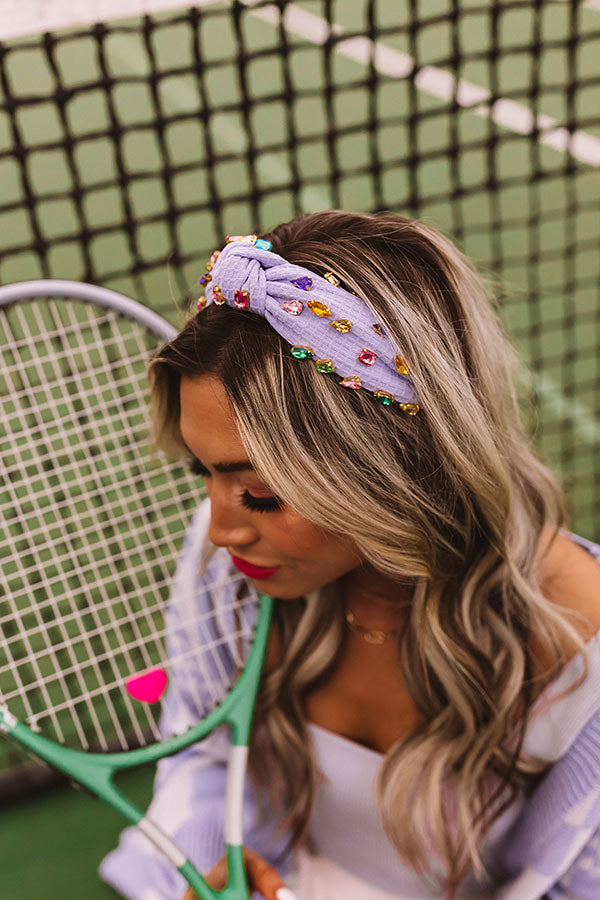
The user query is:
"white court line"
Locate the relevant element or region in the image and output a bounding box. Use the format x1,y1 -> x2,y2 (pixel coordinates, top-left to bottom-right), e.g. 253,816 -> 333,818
555,0 -> 600,11
243,1 -> 600,168
3,0 -> 598,168
2,0 -> 598,441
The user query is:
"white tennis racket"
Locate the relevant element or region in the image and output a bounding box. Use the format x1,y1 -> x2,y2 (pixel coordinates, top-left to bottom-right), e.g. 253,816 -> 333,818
0,280 -> 273,900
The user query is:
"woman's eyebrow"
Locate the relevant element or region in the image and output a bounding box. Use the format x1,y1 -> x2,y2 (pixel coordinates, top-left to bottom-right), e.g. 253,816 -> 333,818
181,439 -> 253,473
212,460 -> 254,473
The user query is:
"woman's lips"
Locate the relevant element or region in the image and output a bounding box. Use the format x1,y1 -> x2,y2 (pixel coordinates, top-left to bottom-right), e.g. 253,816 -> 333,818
231,556 -> 280,579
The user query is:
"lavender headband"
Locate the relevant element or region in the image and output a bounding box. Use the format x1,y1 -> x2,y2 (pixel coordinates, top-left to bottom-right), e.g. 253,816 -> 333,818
197,235 -> 420,413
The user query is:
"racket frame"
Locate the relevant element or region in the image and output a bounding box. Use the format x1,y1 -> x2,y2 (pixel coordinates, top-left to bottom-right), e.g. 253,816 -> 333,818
0,592 -> 273,900
0,278 -> 177,340
0,279 -> 275,899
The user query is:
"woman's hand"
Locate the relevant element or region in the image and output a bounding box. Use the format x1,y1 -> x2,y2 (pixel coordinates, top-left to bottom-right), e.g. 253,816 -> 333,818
181,847 -> 297,900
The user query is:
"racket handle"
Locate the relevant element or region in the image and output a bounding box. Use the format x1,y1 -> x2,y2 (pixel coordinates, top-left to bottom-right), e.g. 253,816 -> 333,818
177,846 -> 248,900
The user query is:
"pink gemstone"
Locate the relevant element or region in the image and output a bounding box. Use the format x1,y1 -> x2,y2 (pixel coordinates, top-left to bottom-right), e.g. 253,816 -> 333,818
226,234 -> 257,244
234,289 -> 250,308
340,376 -> 362,390
209,250 -> 220,266
358,348 -> 377,366
280,300 -> 303,315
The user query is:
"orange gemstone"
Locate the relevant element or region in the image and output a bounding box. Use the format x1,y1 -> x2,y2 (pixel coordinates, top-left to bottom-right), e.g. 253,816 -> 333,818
394,355 -> 410,376
307,300 -> 331,317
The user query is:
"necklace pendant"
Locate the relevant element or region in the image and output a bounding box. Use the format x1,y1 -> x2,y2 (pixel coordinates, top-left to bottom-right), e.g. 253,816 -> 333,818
363,630 -> 387,645
345,608 -> 398,644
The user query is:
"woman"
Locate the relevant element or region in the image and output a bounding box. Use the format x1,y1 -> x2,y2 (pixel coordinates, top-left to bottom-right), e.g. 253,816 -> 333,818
101,211 -> 600,900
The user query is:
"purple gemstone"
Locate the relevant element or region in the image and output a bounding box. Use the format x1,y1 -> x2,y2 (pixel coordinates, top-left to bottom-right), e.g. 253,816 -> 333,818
291,276 -> 312,291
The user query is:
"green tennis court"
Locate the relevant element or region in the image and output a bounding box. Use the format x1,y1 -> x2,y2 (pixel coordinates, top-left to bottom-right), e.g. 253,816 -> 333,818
0,1 -> 599,897
0,765 -> 154,898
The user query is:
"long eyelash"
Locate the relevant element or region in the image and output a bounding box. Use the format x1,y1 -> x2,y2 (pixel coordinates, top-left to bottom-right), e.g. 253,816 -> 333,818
240,490 -> 283,513
189,458 -> 281,512
189,458 -> 209,477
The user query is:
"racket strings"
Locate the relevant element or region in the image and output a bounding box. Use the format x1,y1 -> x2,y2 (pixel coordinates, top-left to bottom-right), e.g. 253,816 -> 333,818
0,294 -> 210,752
0,587 -> 253,690
0,301 -> 166,745
0,580 -> 258,749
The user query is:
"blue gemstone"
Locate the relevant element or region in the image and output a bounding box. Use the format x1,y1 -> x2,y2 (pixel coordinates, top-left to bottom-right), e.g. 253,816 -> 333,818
291,276 -> 312,291
254,239 -> 272,251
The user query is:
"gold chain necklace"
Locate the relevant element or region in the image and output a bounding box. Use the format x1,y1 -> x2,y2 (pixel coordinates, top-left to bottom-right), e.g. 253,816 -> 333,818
344,608 -> 400,644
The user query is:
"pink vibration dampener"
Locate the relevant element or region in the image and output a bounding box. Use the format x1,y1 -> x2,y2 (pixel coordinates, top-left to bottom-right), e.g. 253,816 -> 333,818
126,668 -> 168,703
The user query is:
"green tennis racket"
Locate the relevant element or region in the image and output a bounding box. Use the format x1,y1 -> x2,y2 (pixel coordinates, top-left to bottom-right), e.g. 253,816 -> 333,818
0,280 -> 273,900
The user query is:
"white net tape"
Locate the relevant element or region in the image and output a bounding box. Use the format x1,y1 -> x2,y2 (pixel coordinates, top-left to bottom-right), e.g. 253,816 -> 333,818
0,1 -> 225,41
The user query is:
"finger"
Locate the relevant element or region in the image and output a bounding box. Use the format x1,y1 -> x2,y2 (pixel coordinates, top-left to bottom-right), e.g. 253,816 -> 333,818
243,848 -> 298,900
203,854 -> 228,890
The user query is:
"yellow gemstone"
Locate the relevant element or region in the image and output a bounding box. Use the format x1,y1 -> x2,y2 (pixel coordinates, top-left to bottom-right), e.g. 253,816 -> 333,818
399,403 -> 420,415
307,300 -> 331,317
394,355 -> 410,376
324,271 -> 340,286
212,285 -> 225,305
330,319 -> 352,333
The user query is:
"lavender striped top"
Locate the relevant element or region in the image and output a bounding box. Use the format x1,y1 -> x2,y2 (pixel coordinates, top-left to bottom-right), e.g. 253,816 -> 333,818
100,501 -> 600,900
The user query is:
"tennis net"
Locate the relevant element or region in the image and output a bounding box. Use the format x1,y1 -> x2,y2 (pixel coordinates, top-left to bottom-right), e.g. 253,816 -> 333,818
0,0 -> 598,790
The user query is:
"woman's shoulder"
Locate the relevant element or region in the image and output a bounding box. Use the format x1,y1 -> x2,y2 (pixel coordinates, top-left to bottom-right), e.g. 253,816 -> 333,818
540,527 -> 600,640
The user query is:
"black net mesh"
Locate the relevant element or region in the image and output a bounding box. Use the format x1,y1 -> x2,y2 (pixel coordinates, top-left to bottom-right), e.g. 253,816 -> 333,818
0,4 -> 598,543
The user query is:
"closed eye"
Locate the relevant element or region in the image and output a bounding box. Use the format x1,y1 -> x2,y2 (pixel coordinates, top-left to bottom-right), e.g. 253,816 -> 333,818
189,457 -> 283,512
240,490 -> 283,513
189,457 -> 210,478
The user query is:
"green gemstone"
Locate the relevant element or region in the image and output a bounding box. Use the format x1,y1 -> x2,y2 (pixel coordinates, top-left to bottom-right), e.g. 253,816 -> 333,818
373,391 -> 394,406
315,359 -> 334,373
290,346 -> 314,360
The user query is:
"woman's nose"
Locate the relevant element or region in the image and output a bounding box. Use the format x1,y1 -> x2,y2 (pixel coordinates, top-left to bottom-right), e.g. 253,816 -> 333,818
207,484 -> 258,549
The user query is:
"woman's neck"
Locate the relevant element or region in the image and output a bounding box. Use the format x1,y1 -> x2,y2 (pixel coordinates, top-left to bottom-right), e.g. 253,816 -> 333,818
341,564 -> 411,630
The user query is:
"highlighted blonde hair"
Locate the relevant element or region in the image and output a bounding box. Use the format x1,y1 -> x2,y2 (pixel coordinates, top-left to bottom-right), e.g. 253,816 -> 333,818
150,211 -> 586,895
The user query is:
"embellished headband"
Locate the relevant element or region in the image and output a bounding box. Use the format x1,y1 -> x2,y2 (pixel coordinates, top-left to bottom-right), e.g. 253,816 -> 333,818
196,235 -> 420,413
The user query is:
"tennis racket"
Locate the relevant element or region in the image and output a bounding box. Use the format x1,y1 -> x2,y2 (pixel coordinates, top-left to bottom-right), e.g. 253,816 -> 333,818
0,280 -> 273,900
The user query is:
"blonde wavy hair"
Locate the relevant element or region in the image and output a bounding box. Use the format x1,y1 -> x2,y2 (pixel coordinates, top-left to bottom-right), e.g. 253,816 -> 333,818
150,211 -> 586,895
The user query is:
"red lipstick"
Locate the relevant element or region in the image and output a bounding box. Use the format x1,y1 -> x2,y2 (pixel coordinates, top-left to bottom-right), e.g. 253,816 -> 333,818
231,556 -> 279,579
